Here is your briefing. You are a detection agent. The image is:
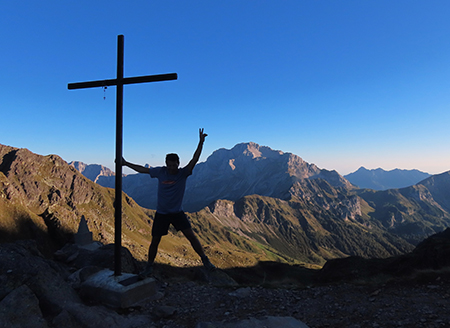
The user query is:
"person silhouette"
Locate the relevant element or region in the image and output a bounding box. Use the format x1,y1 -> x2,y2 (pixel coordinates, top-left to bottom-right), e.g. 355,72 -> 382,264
121,128 -> 215,277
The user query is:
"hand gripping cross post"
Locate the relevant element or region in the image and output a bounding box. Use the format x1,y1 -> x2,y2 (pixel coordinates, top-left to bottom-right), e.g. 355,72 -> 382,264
68,35 -> 177,276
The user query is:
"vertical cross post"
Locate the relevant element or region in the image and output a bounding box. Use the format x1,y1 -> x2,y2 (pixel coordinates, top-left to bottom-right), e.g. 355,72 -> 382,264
68,35 -> 177,276
115,35 -> 124,276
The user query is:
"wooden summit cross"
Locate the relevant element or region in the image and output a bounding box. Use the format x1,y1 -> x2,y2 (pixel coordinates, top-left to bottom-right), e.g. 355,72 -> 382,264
68,35 -> 177,276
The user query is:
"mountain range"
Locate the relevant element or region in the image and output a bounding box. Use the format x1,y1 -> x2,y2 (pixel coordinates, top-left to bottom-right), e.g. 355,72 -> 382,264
77,142 -> 450,244
344,166 -> 431,190
80,143 -> 435,211
90,142 -> 353,212
1,142 -> 450,268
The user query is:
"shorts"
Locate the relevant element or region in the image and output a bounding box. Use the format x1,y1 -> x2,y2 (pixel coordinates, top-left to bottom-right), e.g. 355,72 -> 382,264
152,211 -> 191,237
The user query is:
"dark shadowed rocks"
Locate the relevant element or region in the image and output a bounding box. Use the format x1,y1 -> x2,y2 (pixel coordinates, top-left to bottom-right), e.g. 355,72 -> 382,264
0,240 -> 153,328
1,230 -> 450,327
317,227 -> 450,283
0,284 -> 49,328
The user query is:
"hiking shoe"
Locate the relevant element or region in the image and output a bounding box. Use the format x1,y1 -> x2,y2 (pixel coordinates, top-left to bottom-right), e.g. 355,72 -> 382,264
139,263 -> 153,279
202,256 -> 216,271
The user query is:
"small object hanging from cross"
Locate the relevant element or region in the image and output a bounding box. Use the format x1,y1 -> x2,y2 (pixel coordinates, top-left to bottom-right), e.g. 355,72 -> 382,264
68,34 -> 177,276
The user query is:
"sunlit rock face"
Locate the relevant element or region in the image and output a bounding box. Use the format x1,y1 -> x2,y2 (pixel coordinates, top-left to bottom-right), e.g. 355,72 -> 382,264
185,142 -> 352,212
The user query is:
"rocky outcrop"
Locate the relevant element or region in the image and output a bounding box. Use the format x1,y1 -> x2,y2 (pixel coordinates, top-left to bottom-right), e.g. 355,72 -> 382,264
0,145 -> 107,237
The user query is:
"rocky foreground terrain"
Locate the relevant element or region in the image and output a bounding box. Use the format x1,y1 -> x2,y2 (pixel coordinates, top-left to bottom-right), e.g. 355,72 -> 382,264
145,274 -> 450,328
2,230 -> 450,328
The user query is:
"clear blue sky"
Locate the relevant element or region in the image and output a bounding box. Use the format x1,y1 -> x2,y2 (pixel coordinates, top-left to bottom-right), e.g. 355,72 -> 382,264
1,1 -> 449,175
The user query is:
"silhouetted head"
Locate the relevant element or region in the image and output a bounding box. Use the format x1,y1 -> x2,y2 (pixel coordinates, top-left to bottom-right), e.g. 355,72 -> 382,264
165,153 -> 180,174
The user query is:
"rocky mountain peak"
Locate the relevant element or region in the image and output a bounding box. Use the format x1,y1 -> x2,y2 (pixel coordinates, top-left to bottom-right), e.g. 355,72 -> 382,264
238,142 -> 283,159
209,142 -> 287,162
220,142 -> 323,179
182,142 -> 352,211
209,142 -> 305,168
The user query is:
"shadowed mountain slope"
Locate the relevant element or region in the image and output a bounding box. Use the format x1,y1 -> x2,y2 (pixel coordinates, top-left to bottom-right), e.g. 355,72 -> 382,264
317,227 -> 450,284
356,172 -> 450,244
417,171 -> 450,212
201,194 -> 413,265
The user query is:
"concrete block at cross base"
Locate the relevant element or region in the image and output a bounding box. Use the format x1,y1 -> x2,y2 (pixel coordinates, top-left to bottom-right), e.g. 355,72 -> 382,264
80,269 -> 158,308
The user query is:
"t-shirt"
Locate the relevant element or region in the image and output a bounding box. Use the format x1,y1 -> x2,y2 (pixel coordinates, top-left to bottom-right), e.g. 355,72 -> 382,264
148,166 -> 192,214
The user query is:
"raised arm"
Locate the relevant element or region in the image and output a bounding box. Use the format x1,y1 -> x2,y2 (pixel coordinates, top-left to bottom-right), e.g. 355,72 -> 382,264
186,128 -> 207,173
121,158 -> 149,174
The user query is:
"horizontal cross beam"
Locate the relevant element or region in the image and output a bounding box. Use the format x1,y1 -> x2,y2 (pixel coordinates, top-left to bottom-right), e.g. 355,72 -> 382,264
67,72 -> 178,90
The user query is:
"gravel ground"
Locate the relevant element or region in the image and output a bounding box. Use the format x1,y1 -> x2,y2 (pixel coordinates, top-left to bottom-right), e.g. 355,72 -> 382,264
129,272 -> 450,328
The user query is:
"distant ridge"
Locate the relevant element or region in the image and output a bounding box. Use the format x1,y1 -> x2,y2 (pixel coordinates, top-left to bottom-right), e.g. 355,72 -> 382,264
344,166 -> 431,190
68,161 -> 114,183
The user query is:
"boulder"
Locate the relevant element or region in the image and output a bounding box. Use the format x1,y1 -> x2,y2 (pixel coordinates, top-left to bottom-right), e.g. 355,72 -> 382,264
0,284 -> 48,328
196,316 -> 309,328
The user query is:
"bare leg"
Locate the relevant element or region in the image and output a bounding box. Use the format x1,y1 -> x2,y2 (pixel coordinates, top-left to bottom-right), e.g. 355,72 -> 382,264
181,228 -> 206,258
139,235 -> 162,278
148,235 -> 162,264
